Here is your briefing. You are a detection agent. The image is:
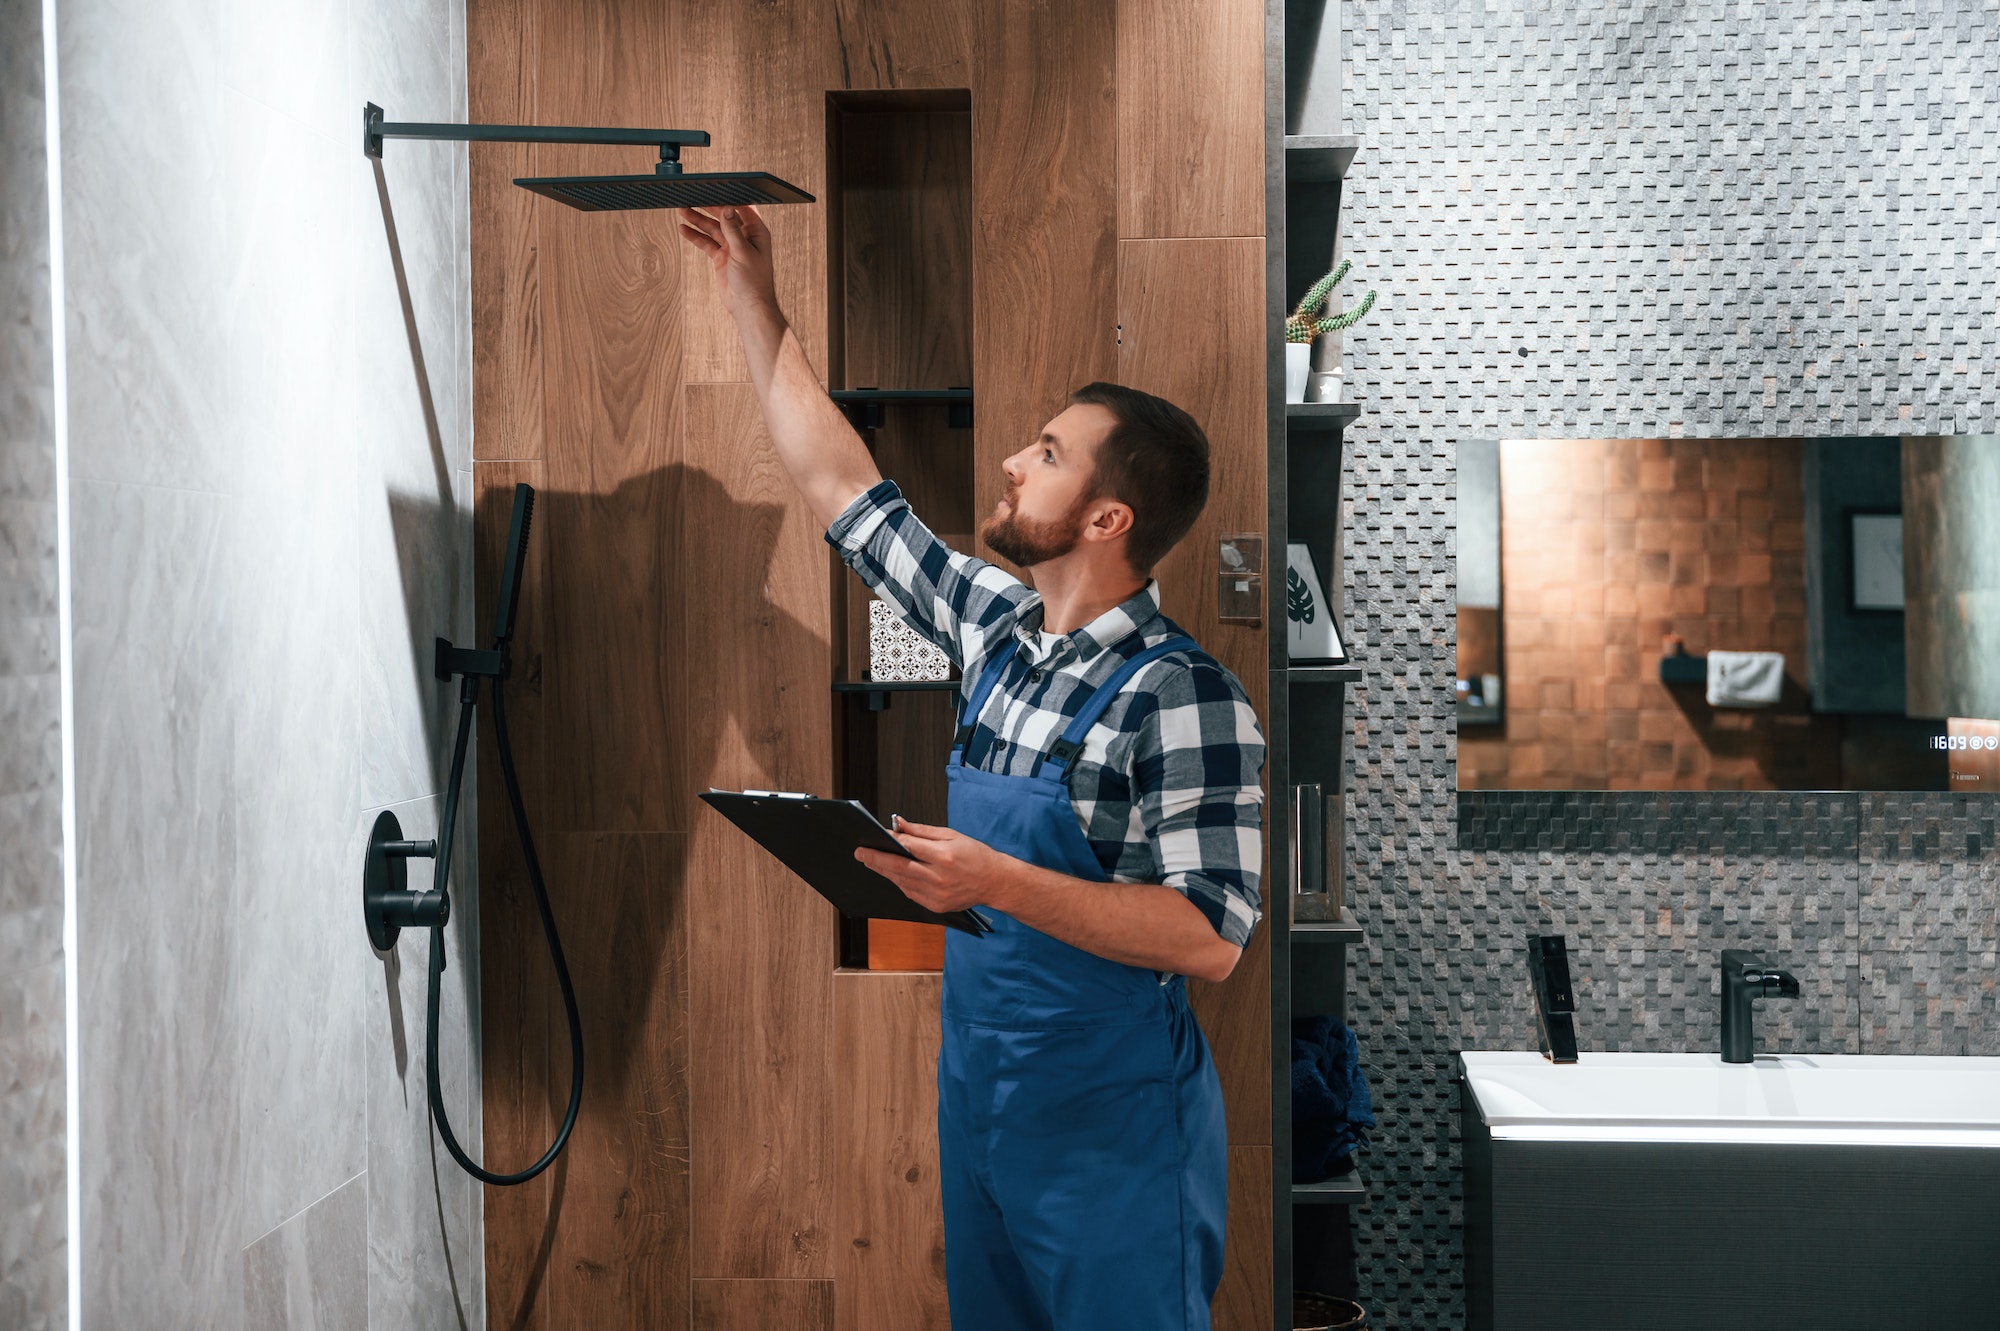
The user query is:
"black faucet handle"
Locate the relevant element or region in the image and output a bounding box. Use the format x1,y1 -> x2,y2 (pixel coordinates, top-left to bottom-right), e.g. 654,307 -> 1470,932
1721,947 -> 1766,975
1759,969 -> 1802,1000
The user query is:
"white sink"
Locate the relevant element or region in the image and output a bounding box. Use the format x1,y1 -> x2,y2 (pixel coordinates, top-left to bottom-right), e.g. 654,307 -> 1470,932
1460,1050 -> 2000,1147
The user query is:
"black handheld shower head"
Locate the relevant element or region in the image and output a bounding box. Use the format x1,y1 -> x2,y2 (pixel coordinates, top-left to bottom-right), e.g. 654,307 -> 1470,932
493,483 -> 534,645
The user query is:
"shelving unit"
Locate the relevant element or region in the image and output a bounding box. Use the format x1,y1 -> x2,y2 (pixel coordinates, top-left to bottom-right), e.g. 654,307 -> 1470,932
1267,0 -> 1367,1322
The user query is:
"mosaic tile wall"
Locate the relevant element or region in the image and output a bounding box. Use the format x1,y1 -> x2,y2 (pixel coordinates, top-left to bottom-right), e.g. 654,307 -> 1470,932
1335,3 -> 2000,1324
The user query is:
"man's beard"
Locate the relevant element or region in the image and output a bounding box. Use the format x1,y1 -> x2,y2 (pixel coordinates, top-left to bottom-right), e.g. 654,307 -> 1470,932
980,489 -> 1093,568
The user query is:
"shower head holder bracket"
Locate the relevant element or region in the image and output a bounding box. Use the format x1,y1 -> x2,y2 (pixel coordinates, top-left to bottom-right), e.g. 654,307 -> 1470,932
435,636 -> 506,683
363,809 -> 450,952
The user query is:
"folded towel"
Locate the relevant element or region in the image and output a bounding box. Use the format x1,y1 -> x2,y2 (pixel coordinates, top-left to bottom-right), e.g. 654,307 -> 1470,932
1706,650 -> 1785,707
1291,1015 -> 1376,1183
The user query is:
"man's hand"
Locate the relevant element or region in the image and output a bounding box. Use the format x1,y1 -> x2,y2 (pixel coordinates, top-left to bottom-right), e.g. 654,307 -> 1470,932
671,203 -> 880,527
855,818 -> 1012,915
855,818 -> 1243,983
676,205 -> 779,321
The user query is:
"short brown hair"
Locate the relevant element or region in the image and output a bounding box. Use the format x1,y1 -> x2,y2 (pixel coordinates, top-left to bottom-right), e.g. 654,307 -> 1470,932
1070,382 -> 1211,574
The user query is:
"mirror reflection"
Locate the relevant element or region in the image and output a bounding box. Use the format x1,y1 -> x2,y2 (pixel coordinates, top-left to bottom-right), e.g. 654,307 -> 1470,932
1456,436 -> 2000,792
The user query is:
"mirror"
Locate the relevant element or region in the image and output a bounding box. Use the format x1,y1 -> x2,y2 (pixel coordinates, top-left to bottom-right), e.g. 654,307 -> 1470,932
1455,436 -> 2000,792
1456,438 -> 1502,725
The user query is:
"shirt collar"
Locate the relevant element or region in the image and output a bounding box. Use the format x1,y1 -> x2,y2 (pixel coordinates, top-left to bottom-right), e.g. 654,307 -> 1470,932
1012,580 -> 1164,666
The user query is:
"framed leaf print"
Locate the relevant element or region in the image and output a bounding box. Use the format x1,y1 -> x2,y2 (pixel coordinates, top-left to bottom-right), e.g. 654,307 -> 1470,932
1285,543 -> 1346,664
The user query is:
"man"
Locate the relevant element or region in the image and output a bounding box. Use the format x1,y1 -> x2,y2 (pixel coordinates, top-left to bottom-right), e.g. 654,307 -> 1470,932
677,204 -> 1266,1331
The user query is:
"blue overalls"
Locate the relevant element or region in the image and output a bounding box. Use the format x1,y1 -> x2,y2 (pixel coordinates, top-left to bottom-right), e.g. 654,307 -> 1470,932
938,635 -> 1229,1331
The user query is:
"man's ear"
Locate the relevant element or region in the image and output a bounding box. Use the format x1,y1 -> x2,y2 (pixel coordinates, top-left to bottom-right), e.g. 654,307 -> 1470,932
1083,497 -> 1135,544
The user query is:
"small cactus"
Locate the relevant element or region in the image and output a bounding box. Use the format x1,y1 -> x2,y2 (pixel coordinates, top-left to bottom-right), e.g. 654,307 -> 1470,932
1286,259 -> 1377,343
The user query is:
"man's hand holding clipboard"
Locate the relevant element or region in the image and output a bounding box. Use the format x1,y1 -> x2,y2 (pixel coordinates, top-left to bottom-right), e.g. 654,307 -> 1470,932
855,816 -> 1009,921
697,790 -> 991,935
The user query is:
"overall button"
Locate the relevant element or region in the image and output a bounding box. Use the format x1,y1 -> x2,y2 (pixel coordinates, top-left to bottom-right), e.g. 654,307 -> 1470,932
991,738 -> 1008,752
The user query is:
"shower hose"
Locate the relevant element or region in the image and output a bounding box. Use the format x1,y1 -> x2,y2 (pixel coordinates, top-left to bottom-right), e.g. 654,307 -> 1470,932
426,665 -> 584,1186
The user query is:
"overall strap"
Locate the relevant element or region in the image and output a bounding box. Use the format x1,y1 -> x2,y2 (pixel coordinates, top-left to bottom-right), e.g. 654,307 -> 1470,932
1036,636 -> 1200,780
951,638 -> 1022,760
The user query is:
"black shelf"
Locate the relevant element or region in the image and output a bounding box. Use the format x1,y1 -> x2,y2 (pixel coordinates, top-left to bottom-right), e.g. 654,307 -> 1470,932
1286,402 -> 1361,431
1288,664 -> 1362,684
1292,919 -> 1364,944
830,388 -> 973,403
831,387 -> 973,431
1284,135 -> 1360,182
832,678 -> 960,712
1292,1170 -> 1366,1206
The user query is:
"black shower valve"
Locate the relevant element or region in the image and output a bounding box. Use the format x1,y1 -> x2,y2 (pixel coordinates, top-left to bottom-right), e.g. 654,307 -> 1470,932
434,635 -> 507,683
363,810 -> 451,951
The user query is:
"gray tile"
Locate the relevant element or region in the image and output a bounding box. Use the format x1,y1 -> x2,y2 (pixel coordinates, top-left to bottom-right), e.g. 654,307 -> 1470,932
220,0 -> 347,142
55,0 -> 232,491
49,0 -> 478,1324
364,794 -> 481,1331
219,81 -> 370,1250
242,1170 -> 368,1331
348,14 -> 474,814
71,478 -> 243,1328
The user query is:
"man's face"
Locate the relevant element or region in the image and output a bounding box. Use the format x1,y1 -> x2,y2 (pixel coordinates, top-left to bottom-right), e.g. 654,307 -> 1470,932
980,402 -> 1117,568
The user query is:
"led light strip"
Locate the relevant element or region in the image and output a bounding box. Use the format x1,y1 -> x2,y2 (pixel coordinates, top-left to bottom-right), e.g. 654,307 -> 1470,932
41,0 -> 80,1324
1488,1122 -> 2000,1149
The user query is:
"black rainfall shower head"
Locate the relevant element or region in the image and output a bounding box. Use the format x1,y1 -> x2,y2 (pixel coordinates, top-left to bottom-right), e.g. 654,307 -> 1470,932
515,170 -> 815,211
362,103 -> 816,212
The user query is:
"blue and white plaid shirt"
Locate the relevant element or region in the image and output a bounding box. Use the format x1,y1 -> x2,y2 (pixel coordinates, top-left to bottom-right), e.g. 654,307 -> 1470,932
828,480 -> 1266,948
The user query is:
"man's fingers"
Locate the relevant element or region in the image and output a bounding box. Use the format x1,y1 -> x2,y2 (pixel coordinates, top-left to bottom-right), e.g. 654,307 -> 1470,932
676,207 -> 721,240
677,223 -> 719,257
856,846 -> 914,878
892,817 -> 952,840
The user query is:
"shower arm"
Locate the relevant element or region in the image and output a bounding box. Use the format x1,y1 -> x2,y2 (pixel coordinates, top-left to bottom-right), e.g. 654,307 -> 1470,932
363,103 -> 710,174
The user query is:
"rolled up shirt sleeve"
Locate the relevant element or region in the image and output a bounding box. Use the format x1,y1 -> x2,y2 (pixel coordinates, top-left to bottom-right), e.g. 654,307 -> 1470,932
1127,658 -> 1268,948
825,480 -> 1034,671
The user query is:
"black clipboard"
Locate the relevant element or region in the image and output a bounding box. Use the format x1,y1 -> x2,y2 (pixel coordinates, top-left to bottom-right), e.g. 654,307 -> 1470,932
698,790 -> 991,936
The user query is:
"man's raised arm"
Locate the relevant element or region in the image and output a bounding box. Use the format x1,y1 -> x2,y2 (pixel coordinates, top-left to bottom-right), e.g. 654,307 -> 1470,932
677,205 -> 879,529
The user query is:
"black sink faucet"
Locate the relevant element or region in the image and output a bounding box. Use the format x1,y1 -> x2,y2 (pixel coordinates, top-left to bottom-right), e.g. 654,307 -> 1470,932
1720,949 -> 1801,1063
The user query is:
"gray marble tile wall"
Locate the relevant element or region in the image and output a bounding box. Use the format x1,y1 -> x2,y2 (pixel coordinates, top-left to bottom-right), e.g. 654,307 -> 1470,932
1,0 -> 66,1327
51,0 -> 479,1326
1333,3 -> 2000,1324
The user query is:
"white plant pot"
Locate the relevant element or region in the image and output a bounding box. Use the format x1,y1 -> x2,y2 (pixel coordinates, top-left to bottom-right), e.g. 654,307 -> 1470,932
1284,342 -> 1311,403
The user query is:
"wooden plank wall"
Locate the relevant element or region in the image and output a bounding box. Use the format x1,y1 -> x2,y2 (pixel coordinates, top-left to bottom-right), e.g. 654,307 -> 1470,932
470,0 -> 1270,1326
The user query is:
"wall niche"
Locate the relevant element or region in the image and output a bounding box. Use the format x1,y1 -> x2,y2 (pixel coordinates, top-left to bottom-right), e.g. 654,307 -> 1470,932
825,89 -> 974,971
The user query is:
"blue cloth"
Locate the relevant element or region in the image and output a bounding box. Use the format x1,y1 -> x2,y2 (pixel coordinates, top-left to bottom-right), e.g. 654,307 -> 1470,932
940,635 -> 1229,1331
1291,1015 -> 1375,1183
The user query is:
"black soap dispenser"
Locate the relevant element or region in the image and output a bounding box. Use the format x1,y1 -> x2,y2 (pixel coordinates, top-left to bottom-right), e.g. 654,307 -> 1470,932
1526,935 -> 1579,1064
